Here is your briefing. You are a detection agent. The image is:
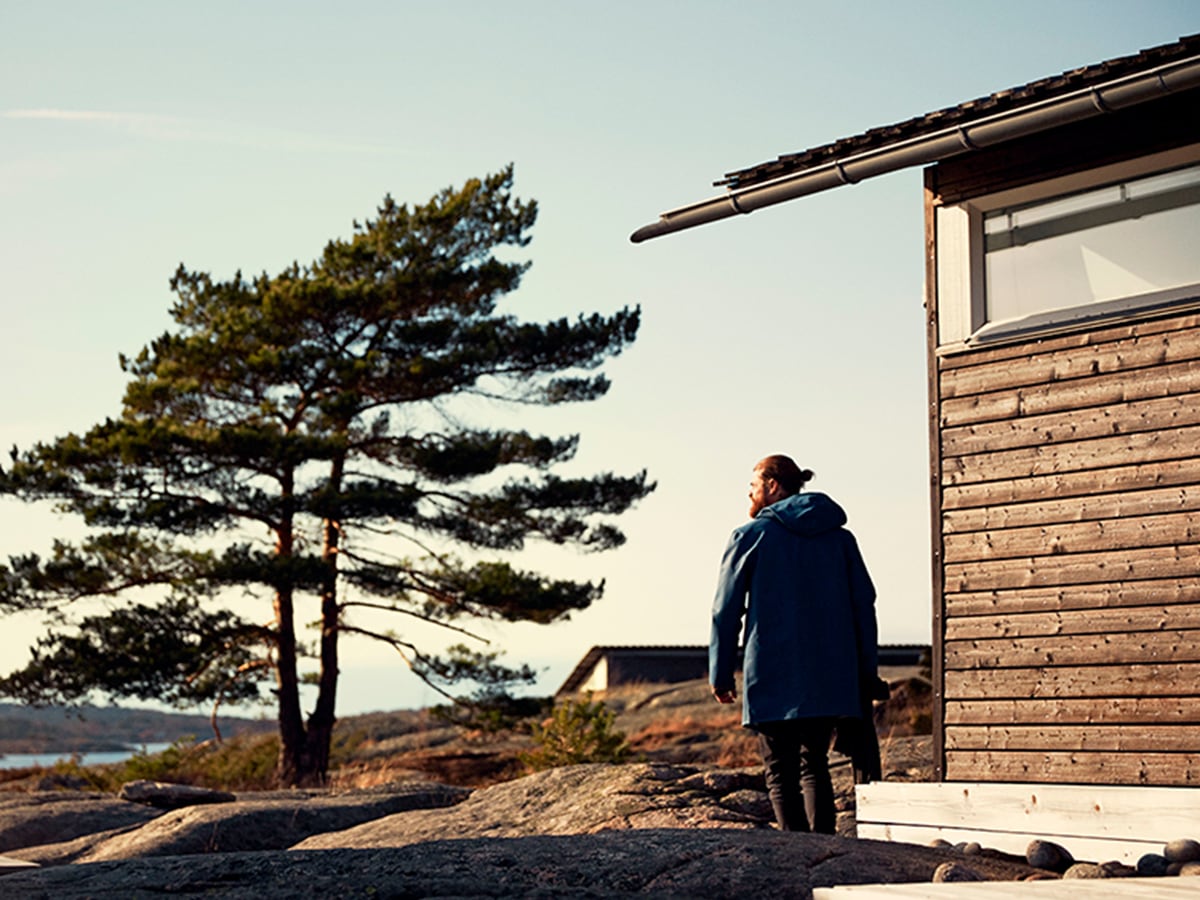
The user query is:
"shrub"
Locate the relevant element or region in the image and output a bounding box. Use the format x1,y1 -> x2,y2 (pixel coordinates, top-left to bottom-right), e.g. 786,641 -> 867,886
70,735 -> 282,792
520,695 -> 630,771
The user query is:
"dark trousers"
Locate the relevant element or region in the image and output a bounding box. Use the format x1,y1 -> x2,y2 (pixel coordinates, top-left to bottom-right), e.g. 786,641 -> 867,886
755,717 -> 836,834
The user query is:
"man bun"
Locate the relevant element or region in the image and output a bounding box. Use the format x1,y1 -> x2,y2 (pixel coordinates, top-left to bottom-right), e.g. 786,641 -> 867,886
759,454 -> 815,495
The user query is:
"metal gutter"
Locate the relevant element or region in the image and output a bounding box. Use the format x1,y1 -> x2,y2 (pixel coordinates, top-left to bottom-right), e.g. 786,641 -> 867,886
630,54 -> 1200,243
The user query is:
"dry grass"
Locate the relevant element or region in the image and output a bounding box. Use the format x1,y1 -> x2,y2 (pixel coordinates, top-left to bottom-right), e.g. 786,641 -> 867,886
625,711 -> 739,751
713,731 -> 761,768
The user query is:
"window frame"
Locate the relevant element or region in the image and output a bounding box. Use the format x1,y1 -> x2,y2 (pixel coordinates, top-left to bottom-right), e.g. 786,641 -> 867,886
934,143 -> 1200,351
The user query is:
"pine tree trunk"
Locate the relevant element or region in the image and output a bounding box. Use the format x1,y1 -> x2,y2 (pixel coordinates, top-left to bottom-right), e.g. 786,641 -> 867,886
274,583 -> 310,786
273,469 -> 311,786
299,453 -> 346,785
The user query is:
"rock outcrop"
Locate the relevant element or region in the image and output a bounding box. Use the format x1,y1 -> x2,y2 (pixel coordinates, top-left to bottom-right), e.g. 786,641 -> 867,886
6,782 -> 468,865
118,780 -> 236,809
0,762 -> 1058,896
0,829 -> 1044,898
295,763 -> 772,850
0,792 -> 162,854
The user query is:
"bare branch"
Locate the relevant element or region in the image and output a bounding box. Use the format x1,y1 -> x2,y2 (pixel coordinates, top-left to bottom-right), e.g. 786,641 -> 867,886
341,600 -> 490,643
339,625 -> 458,704
207,659 -> 272,744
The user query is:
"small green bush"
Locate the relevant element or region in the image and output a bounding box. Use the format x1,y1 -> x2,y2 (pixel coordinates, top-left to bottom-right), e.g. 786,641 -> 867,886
94,735 -> 280,792
118,738 -> 196,784
180,734 -> 279,789
520,695 -> 630,771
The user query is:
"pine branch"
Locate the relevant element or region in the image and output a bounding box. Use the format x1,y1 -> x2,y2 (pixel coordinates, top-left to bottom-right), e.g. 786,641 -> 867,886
338,625 -> 458,703
340,600 -> 490,643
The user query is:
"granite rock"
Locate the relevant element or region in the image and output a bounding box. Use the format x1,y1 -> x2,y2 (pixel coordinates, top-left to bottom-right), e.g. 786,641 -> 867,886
0,792 -> 161,854
294,763 -> 772,850
0,828 -> 1046,899
118,780 -> 236,810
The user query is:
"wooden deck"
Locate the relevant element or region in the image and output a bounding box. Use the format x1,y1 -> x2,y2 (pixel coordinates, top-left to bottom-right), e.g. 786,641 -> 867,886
856,782 -> 1200,865
0,854 -> 38,874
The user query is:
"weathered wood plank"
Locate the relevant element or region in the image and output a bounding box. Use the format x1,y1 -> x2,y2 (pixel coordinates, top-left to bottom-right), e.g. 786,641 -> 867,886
937,310 -> 1200,369
945,604 -> 1200,640
945,724 -> 1200,752
945,630 -> 1200,669
945,509 -> 1200,563
944,663 -> 1200,700
943,510 -> 1200,563
938,318 -> 1200,391
942,393 -> 1200,457
943,484 -> 1200,533
945,579 -> 1200,617
0,856 -> 39,874
944,696 -> 1200,725
856,781 -> 1200,842
943,459 -> 1200,510
941,358 -> 1200,428
942,424 -> 1200,486
943,544 -> 1200,592
943,750 -> 1200,785
924,170 -> 946,785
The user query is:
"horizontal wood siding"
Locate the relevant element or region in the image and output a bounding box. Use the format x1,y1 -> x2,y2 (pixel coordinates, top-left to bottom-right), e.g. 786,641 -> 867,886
938,311 -> 1200,786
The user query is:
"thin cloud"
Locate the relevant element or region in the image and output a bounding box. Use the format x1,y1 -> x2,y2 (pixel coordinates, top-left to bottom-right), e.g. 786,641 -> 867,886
4,108 -> 386,154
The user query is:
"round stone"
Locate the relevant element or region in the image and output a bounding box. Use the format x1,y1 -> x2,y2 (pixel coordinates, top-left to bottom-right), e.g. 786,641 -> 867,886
1027,839 -> 1074,873
1064,863 -> 1105,879
1165,839 -> 1200,863
1137,853 -> 1170,876
933,862 -> 984,882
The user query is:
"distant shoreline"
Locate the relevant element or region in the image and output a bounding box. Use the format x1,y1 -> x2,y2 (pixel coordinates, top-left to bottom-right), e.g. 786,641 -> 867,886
0,742 -> 135,755
0,742 -> 176,770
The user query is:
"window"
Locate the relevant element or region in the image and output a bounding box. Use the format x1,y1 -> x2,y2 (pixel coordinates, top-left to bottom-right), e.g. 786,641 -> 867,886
935,146 -> 1200,348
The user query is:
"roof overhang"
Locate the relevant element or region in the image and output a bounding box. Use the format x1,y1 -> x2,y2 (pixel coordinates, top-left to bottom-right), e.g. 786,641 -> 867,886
631,49 -> 1200,243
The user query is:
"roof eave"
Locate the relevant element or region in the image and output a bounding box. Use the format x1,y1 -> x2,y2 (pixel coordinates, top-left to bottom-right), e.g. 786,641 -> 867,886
631,53 -> 1200,244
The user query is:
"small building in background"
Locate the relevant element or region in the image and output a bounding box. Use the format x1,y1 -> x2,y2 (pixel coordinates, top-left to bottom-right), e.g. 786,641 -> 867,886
556,646 -> 710,696
556,644 -> 928,697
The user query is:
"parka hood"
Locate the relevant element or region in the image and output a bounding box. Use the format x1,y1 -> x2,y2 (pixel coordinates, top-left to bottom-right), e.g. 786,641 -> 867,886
757,491 -> 847,536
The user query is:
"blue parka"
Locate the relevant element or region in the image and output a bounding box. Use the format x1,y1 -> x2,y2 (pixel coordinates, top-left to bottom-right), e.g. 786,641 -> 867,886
709,491 -> 878,727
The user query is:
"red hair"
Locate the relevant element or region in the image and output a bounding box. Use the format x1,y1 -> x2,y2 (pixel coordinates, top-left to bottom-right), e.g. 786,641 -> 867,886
758,455 -> 814,496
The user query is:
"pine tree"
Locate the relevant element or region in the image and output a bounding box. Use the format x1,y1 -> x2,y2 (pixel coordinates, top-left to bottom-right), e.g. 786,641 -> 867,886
0,166 -> 653,785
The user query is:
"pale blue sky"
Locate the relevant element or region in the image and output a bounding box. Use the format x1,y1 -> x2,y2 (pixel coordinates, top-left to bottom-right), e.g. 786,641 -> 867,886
2,2 -> 1197,716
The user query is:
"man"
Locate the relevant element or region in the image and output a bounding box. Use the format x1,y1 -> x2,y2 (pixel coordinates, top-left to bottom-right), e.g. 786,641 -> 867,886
709,454 -> 878,833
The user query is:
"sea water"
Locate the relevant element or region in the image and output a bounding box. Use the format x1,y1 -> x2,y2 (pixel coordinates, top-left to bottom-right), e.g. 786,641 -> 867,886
0,743 -> 175,770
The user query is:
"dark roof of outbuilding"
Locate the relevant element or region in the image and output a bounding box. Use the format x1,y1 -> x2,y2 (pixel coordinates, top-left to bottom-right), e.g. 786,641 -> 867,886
717,33 -> 1200,191
556,645 -> 708,695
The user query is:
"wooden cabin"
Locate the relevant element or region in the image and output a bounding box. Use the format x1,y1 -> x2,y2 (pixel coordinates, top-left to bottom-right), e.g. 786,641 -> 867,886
633,34 -> 1200,862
